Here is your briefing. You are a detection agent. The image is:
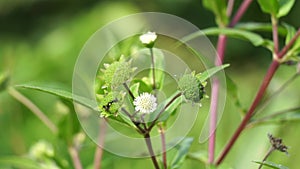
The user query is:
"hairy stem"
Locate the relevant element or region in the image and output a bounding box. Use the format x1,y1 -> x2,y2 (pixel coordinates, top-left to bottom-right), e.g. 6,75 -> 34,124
68,146 -> 83,169
158,123 -> 167,169
150,48 -> 156,90
8,87 -> 58,133
144,133 -> 160,169
94,119 -> 107,169
258,147 -> 275,169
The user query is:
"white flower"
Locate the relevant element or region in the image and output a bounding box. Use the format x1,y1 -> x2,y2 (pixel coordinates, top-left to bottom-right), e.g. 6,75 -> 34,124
139,32 -> 157,47
133,92 -> 157,114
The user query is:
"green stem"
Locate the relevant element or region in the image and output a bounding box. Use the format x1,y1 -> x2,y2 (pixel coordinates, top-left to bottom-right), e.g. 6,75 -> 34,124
150,48 -> 156,90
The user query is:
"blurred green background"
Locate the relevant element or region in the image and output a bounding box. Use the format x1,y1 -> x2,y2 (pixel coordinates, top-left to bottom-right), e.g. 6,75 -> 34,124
1,0 -> 300,168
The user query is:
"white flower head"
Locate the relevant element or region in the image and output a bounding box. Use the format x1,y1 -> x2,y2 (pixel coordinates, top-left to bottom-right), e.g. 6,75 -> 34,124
133,92 -> 157,114
139,31 -> 157,48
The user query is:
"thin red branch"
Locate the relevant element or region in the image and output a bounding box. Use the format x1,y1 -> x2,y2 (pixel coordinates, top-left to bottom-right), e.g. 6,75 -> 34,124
229,0 -> 253,27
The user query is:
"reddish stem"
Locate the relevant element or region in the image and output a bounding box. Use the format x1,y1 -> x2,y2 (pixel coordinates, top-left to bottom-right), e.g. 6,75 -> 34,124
216,28 -> 300,166
158,124 -> 167,169
272,16 -> 279,54
94,119 -> 107,169
229,0 -> 253,27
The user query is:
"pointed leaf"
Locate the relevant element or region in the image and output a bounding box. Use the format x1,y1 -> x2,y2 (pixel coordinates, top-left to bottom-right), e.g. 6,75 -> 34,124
257,0 -> 279,15
0,156 -> 41,169
182,28 -> 265,47
171,137 -> 194,169
16,82 -> 96,110
0,71 -> 9,93
253,161 -> 289,169
202,0 -> 228,26
196,64 -> 230,83
277,0 -> 295,18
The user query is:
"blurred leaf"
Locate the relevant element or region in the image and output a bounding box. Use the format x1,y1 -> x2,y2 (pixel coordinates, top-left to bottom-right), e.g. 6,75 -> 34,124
187,150 -> 208,164
253,161 -> 289,169
132,79 -> 152,93
257,0 -> 279,15
282,23 -> 296,45
58,100 -> 81,145
157,92 -> 183,122
16,82 -> 96,110
130,82 -> 140,98
149,48 -> 165,90
236,22 -> 287,35
202,0 -> 228,26
171,137 -> 194,169
277,0 -> 295,18
196,64 -> 230,83
0,71 -> 9,93
226,75 -> 246,115
0,156 -> 41,169
183,28 -> 265,46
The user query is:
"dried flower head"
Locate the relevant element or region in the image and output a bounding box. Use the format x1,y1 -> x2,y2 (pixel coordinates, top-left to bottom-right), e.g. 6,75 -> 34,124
133,92 -> 157,114
268,133 -> 289,155
139,31 -> 157,48
178,72 -> 205,103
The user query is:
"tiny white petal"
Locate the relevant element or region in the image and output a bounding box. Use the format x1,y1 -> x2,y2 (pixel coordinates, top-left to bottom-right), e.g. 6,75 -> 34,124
139,32 -> 157,45
133,92 -> 157,114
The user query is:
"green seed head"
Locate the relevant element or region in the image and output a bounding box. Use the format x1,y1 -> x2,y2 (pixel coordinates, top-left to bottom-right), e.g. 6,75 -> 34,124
102,57 -> 135,89
178,72 -> 205,103
98,92 -> 123,118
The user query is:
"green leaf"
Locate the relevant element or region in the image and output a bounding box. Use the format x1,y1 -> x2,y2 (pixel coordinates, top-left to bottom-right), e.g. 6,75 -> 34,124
187,150 -> 208,164
226,75 -> 246,115
16,82 -> 96,110
182,28 -> 266,47
253,161 -> 289,169
235,22 -> 287,36
196,64 -> 230,83
282,23 -> 296,45
277,0 -> 295,18
257,0 -> 279,15
0,156 -> 41,169
202,0 -> 228,26
150,48 -> 165,90
0,71 -> 9,93
171,137 -> 194,169
157,92 -> 183,122
130,82 -> 140,98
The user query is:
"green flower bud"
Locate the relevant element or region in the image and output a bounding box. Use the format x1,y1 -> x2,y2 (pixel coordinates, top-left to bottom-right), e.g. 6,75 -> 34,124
29,140 -> 54,160
178,72 -> 205,103
102,57 -> 135,89
98,92 -> 123,117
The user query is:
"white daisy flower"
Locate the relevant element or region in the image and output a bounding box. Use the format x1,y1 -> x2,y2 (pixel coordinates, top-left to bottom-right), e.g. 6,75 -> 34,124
139,32 -> 157,47
133,92 -> 157,114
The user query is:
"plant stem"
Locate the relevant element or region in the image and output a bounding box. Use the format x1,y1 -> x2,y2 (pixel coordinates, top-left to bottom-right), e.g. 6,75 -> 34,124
207,0 -> 253,164
158,123 -> 167,169
8,87 -> 58,133
258,147 -> 275,169
123,83 -> 135,100
229,0 -> 253,27
94,119 -> 107,169
255,73 -> 299,115
121,108 -> 145,133
148,92 -> 182,130
247,106 -> 300,128
144,133 -> 160,169
216,27 -> 300,166
68,146 -> 83,169
271,15 -> 279,54
150,48 -> 156,91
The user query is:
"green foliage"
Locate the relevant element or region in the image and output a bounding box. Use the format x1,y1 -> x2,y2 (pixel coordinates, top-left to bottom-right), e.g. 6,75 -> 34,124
257,0 -> 295,18
0,156 -> 41,169
202,0 -> 228,26
0,71 -> 9,93
253,161 -> 289,169
170,138 -> 194,169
